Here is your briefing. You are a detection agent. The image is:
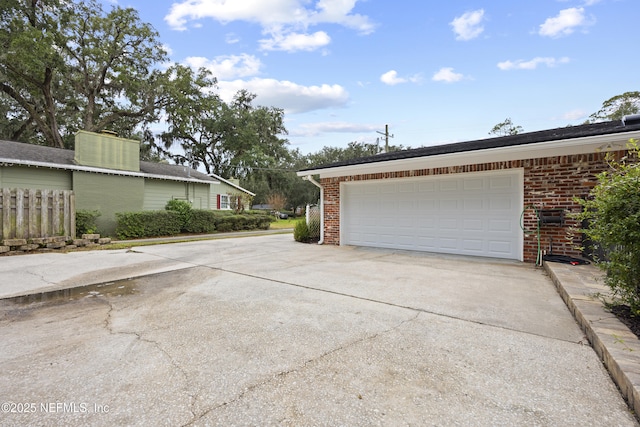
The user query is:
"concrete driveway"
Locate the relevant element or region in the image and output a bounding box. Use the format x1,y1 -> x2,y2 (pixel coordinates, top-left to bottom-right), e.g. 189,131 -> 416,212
0,234 -> 636,426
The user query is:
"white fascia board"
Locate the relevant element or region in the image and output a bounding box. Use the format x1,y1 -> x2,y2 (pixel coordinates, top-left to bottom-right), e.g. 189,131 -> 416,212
0,158 -> 219,185
208,172 -> 256,196
299,130 -> 640,179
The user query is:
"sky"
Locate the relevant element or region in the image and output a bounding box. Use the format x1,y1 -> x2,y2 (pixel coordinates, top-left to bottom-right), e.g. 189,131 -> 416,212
109,0 -> 639,154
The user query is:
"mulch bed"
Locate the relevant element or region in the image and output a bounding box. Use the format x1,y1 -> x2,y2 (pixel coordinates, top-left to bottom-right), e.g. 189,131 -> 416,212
610,305 -> 640,339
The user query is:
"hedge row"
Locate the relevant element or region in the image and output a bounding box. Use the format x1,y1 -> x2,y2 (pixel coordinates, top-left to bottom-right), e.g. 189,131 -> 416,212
115,210 -> 273,240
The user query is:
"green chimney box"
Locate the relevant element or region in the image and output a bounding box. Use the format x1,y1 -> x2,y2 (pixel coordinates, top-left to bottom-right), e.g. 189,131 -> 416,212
74,130 -> 140,172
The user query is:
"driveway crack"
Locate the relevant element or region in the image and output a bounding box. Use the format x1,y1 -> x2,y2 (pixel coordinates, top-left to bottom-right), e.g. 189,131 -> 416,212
184,312 -> 421,425
96,297 -> 198,421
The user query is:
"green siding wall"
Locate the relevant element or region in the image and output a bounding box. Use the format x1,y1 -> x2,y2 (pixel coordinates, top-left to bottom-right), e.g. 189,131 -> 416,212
73,172 -> 144,236
143,180 -> 212,211
191,183 -> 211,210
143,180 -> 188,210
74,131 -> 140,172
0,166 -> 72,190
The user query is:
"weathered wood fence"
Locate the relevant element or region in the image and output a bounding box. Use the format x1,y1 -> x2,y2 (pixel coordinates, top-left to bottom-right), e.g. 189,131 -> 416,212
0,189 -> 75,241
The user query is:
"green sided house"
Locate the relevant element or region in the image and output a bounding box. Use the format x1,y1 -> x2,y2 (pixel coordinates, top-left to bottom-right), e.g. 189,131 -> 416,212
0,131 -> 253,236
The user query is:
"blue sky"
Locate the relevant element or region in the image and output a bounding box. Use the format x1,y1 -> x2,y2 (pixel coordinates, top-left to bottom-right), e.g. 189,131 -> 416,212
111,0 -> 639,154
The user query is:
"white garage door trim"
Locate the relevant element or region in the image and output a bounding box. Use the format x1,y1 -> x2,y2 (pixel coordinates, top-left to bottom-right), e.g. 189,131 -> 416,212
340,169 -> 524,261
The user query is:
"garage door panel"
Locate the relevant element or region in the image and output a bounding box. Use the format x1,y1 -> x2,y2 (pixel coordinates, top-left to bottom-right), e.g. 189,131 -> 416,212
463,178 -> 485,191
380,183 -> 397,194
439,238 -> 458,250
399,182 -> 415,193
490,176 -> 514,189
489,219 -> 513,232
419,199 -> 437,212
489,241 -> 514,255
464,198 -> 484,211
439,218 -> 458,230
342,171 -> 522,260
463,219 -> 484,231
440,199 -> 458,210
490,197 -> 513,211
419,182 -> 436,192
463,239 -> 484,252
439,180 -> 459,191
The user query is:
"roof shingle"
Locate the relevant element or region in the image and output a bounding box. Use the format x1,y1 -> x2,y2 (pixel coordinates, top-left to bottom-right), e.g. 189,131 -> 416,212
300,119 -> 640,172
0,139 -> 214,182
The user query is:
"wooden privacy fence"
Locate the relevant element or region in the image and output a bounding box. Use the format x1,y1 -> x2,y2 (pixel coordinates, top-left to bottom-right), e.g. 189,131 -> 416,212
0,189 -> 75,241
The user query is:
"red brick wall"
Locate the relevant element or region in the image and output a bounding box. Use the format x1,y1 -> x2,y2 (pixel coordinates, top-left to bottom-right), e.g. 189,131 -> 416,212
320,152 -> 624,262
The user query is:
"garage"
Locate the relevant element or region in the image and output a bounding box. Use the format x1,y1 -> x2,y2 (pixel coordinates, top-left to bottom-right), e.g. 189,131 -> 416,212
341,170 -> 523,260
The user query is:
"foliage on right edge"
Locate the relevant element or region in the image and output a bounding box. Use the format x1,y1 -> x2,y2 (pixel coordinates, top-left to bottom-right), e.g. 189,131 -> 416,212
575,140 -> 640,314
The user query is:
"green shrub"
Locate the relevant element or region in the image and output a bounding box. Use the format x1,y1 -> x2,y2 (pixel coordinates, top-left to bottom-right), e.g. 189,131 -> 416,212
76,210 -> 100,235
115,211 -> 181,239
294,220 -> 310,243
575,140 -> 640,313
165,199 -> 193,231
114,209 -> 273,239
184,210 -> 217,234
209,211 -> 272,232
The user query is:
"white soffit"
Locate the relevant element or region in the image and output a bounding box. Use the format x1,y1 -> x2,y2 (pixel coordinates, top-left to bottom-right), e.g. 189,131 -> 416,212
300,130 -> 640,179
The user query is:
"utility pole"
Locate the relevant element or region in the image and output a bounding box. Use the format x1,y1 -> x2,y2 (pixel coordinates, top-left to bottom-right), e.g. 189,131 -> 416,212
376,124 -> 394,153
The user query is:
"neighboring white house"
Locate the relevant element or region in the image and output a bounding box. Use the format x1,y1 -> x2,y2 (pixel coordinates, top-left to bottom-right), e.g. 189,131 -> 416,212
209,173 -> 255,210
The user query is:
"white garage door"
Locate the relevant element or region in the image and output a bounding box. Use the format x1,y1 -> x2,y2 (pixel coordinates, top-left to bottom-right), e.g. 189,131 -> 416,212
341,170 -> 523,260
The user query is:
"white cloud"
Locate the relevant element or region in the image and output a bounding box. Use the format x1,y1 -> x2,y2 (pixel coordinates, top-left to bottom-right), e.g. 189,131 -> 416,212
450,9 -> 485,41
539,7 -> 593,37
180,53 -> 348,114
380,70 -> 405,86
184,54 -> 263,80
164,0 -> 376,51
292,122 -> 379,137
161,44 -> 174,56
432,67 -> 465,83
380,70 -> 421,86
260,31 -> 331,52
560,109 -> 588,121
497,56 -> 570,70
225,33 -> 240,44
217,78 -> 349,114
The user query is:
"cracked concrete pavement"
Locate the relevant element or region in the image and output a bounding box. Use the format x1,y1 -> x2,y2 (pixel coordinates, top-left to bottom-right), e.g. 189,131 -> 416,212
0,234 -> 637,426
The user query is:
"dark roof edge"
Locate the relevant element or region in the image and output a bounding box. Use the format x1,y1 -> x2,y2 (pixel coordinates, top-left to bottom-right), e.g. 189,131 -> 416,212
299,119 -> 640,172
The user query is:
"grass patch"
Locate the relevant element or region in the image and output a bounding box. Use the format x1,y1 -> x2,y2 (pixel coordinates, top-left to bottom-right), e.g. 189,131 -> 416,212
269,217 -> 298,229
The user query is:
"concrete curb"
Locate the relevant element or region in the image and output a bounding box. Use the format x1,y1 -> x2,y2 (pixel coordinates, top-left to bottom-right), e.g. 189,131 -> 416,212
545,262 -> 640,417
114,228 -> 293,245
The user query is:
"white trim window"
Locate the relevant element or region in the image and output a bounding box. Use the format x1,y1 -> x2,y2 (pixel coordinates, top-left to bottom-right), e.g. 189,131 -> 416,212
220,194 -> 230,209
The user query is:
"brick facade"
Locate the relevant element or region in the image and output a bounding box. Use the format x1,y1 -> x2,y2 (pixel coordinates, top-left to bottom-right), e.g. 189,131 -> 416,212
320,151 -> 624,263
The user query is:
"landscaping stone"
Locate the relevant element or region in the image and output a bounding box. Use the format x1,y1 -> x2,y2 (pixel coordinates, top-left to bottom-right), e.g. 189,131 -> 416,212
46,242 -> 66,249
3,239 -> 27,246
0,233 -> 113,256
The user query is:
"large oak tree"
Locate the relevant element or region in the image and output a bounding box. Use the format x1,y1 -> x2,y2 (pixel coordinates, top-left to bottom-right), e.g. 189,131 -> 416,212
0,0 -> 171,147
